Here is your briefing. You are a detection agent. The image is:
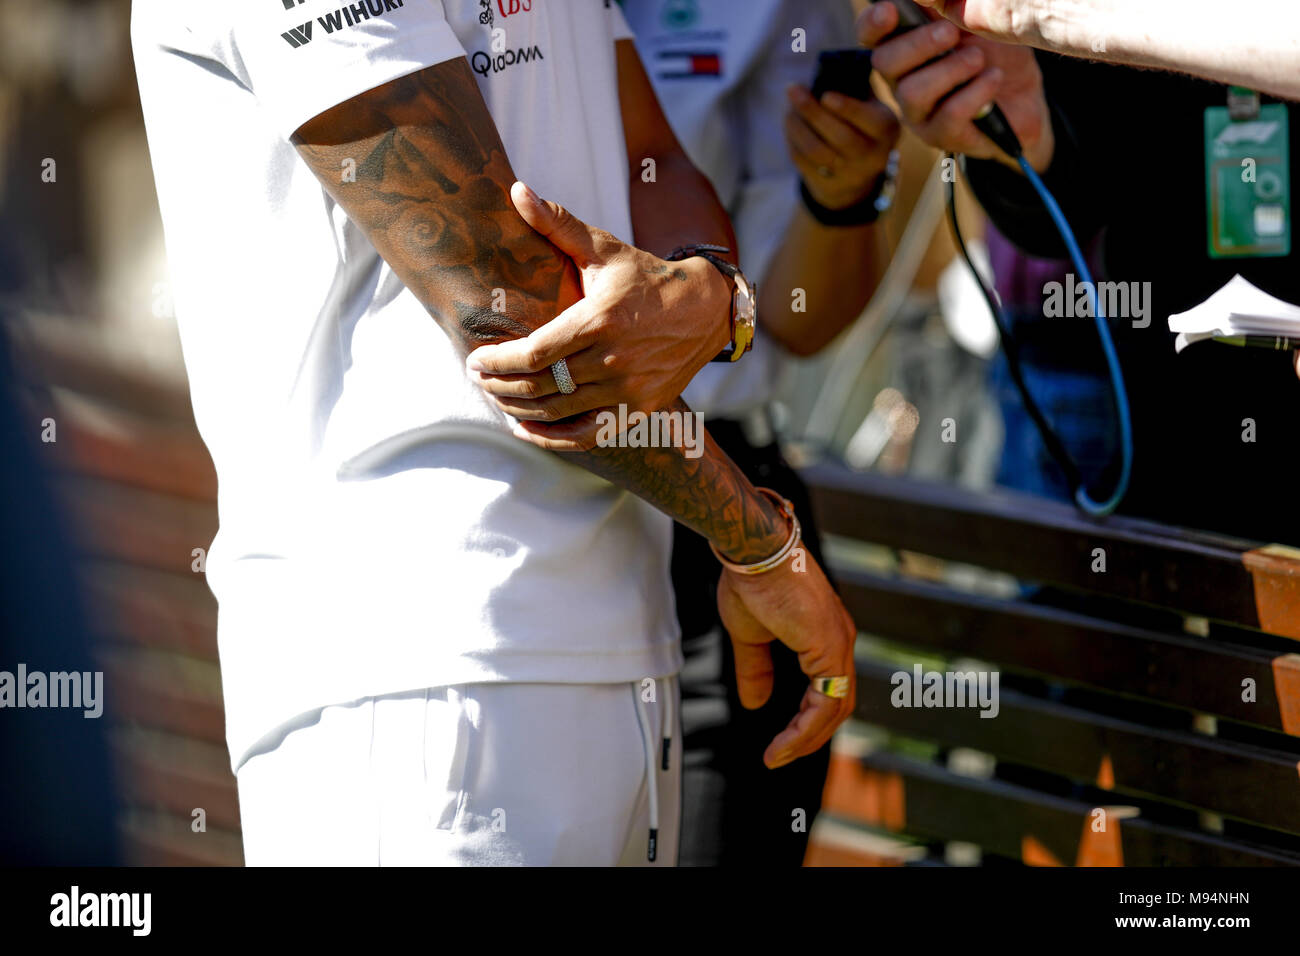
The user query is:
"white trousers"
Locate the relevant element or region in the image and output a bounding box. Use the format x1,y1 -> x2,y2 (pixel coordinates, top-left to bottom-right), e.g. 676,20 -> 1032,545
236,679 -> 681,866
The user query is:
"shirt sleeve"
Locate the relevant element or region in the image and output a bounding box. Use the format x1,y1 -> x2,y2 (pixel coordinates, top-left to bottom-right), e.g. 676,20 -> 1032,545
608,1 -> 635,42
209,0 -> 468,139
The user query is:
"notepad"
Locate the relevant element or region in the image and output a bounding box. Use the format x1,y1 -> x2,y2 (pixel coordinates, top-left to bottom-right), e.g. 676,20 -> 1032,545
1168,275 -> 1300,353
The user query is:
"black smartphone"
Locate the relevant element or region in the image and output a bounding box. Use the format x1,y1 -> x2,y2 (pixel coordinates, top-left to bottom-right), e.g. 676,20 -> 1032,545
810,49 -> 875,101
882,0 -> 933,37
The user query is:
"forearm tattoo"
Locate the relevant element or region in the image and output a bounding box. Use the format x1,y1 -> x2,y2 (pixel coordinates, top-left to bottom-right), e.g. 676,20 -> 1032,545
292,58 -> 782,559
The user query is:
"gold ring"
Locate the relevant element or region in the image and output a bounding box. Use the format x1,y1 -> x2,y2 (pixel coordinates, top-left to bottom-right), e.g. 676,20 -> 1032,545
812,676 -> 851,699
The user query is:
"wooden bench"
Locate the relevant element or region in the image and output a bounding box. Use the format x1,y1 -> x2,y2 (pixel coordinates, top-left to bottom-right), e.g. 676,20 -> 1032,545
15,320 -> 1300,868
8,326 -> 238,866
801,462 -> 1300,867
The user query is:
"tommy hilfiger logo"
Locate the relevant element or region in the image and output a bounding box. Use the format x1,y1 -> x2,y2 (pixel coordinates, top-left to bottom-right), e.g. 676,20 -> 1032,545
280,0 -> 407,48
655,49 -> 722,80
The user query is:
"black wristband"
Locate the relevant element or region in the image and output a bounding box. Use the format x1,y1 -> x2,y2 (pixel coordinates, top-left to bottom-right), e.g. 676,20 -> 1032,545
799,176 -> 885,227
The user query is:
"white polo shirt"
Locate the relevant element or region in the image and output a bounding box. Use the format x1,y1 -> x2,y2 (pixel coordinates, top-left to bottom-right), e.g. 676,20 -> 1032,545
623,0 -> 857,418
132,0 -> 680,771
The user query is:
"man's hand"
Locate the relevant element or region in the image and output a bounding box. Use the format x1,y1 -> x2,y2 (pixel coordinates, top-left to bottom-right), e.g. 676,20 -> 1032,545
716,552 -> 857,769
908,0 -> 1045,42
859,0 -> 1054,172
785,84 -> 901,211
465,181 -> 732,452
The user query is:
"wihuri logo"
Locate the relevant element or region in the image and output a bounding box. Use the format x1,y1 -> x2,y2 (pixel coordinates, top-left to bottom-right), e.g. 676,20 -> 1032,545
595,406 -> 706,459
0,664 -> 103,718
890,664 -> 999,718
50,886 -> 151,936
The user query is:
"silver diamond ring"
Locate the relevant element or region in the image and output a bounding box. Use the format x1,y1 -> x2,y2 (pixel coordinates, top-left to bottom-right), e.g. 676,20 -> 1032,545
551,357 -> 577,395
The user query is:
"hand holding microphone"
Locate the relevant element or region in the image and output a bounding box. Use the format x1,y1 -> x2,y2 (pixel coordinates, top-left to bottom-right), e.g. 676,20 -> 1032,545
858,0 -> 1056,173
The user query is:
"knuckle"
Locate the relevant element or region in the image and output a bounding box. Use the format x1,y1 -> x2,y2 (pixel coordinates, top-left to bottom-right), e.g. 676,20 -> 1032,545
871,50 -> 900,81
602,303 -> 631,333
894,78 -> 927,124
550,201 -> 574,227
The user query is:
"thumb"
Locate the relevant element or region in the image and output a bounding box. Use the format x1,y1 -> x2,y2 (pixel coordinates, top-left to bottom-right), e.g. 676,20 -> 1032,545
511,181 -> 613,267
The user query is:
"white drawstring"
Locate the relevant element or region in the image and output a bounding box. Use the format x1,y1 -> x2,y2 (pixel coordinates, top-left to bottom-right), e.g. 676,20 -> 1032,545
661,676 -> 674,773
633,675 -> 674,862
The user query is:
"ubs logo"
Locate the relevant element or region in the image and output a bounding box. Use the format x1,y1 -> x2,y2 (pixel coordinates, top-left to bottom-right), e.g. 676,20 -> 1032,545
495,0 -> 534,17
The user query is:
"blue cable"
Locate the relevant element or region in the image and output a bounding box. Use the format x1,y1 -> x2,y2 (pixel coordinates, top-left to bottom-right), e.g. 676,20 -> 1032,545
1015,156 -> 1134,517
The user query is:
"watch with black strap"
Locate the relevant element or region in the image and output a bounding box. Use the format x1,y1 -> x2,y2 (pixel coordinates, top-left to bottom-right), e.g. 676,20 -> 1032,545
799,148 -> 900,227
665,244 -> 757,363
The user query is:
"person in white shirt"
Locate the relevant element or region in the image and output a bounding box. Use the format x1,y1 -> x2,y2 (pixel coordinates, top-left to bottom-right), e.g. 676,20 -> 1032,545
132,0 -> 857,866
614,0 -> 900,865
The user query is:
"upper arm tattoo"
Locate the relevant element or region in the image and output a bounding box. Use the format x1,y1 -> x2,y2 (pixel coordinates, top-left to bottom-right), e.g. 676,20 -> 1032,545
291,57 -> 577,352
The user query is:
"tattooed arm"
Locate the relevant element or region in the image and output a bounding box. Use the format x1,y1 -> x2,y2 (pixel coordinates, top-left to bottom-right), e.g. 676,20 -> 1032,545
464,40 -> 744,441
292,58 -> 774,559
292,57 -> 855,762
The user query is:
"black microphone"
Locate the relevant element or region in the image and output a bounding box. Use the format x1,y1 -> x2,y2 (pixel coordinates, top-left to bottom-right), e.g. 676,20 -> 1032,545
883,0 -> 1025,159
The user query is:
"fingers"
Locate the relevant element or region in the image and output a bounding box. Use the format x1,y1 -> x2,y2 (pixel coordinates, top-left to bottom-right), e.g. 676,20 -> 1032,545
717,574 -> 778,709
734,643 -> 777,711
469,343 -> 609,400
508,411 -> 607,452
490,382 -> 621,423
788,85 -> 872,156
918,65 -> 1003,147
784,110 -> 840,172
509,181 -> 622,266
466,300 -> 602,376
855,0 -> 900,49
894,43 -> 985,126
766,603 -> 857,767
868,18 -> 960,82
822,92 -> 901,145
764,687 -> 854,769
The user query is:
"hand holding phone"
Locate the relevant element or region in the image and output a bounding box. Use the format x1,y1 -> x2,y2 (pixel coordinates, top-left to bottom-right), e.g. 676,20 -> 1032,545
786,51 -> 900,215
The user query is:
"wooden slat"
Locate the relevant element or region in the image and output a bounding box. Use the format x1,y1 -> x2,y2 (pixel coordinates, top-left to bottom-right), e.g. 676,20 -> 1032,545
57,476 -> 217,576
7,329 -> 196,424
82,563 -> 218,663
119,816 -> 244,867
838,567 -> 1297,733
805,463 -> 1300,636
115,746 -> 240,833
847,751 -> 1300,866
49,406 -> 216,501
853,658 -> 1300,833
106,665 -> 227,746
